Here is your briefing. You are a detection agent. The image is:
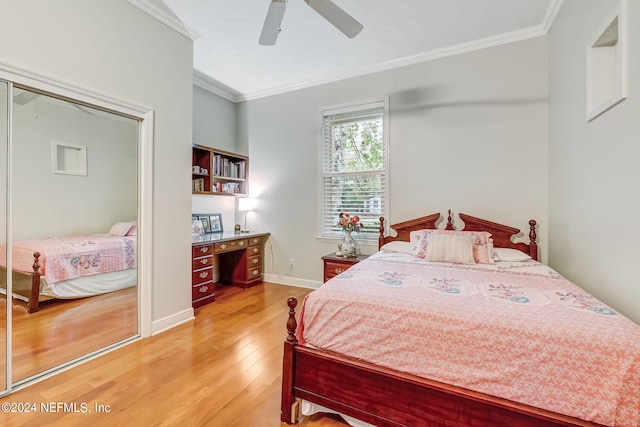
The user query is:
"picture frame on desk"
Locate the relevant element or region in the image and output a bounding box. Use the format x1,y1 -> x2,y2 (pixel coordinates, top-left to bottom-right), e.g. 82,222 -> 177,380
210,213 -> 223,232
193,213 -> 223,234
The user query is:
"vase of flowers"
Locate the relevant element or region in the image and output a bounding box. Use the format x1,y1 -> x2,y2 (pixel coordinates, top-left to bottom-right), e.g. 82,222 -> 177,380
337,213 -> 362,258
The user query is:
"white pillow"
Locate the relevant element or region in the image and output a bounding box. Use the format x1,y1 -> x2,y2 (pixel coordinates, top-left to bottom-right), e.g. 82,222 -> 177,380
425,233 -> 475,264
493,247 -> 532,262
109,222 -> 133,237
380,241 -> 413,253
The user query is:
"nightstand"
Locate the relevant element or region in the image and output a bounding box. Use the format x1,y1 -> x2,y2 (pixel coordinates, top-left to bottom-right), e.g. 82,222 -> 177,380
321,253 -> 369,282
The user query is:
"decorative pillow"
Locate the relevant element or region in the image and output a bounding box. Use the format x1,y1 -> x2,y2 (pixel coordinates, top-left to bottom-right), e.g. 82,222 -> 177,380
407,229 -> 435,258
380,241 -> 413,253
492,247 -> 532,262
126,220 -> 137,236
425,233 -> 475,264
409,229 -> 493,264
109,222 -> 133,237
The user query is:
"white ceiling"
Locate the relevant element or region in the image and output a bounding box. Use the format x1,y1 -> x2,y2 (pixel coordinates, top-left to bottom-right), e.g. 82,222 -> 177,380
134,0 -> 562,101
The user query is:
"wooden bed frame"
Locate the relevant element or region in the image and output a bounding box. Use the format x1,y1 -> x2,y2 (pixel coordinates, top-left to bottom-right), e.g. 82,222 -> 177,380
1,252 -> 43,313
281,211 -> 603,427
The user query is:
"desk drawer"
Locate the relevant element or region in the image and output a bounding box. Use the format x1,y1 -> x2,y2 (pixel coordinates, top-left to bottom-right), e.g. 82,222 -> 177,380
215,239 -> 247,253
248,254 -> 261,268
247,266 -> 261,281
192,244 -> 213,257
192,280 -> 214,301
192,266 -> 213,284
247,245 -> 261,256
192,255 -> 213,270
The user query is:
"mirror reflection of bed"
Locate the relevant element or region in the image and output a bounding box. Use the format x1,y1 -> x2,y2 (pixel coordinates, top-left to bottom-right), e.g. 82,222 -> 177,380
2,87 -> 139,384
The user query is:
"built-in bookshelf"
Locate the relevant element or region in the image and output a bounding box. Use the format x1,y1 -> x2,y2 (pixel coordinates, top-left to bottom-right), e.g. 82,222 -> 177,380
192,144 -> 248,196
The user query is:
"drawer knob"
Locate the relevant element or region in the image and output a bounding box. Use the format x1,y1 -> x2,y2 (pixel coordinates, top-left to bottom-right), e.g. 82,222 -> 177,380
220,243 -> 227,249
252,258 -> 259,265
200,258 -> 209,265
200,247 -> 209,253
199,271 -> 209,279
252,238 -> 259,244
239,240 -> 245,246
199,285 -> 209,293
252,269 -> 259,276
335,268 -> 345,274
252,248 -> 258,254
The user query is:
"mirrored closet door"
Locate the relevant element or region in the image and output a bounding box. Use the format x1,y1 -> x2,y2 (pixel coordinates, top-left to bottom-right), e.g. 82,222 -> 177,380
1,82 -> 140,387
0,81 -> 8,393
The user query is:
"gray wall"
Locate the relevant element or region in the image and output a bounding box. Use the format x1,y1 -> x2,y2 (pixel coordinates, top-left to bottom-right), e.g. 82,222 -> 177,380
548,0 -> 640,323
239,36 -> 549,287
0,0 -> 194,324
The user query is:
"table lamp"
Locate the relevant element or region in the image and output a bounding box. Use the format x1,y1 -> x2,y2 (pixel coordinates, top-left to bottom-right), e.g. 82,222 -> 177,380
238,198 -> 255,233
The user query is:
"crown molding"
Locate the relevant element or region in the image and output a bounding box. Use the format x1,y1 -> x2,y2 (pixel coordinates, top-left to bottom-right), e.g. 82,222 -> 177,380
126,0 -> 200,40
240,24 -> 550,101
193,70 -> 242,103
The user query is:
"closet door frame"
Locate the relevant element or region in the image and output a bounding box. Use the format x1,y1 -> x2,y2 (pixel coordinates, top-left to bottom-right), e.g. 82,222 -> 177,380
0,62 -> 153,395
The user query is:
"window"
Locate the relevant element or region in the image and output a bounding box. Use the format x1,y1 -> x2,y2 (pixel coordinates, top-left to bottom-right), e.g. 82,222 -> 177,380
321,100 -> 388,241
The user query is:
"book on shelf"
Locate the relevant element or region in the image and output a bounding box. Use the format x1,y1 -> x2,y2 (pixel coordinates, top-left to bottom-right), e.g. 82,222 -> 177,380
192,178 -> 205,192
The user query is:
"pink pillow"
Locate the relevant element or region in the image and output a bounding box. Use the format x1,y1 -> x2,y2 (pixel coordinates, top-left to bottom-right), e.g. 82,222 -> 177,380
126,220 -> 137,236
409,229 -> 493,264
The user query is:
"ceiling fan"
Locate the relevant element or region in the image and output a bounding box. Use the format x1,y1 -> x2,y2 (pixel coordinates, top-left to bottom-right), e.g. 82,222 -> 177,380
259,0 -> 363,46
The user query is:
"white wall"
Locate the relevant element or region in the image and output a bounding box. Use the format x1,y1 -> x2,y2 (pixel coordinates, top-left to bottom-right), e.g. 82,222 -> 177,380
12,97 -> 137,239
548,0 -> 640,323
239,37 -> 549,287
191,84 -> 239,231
0,0 -> 194,324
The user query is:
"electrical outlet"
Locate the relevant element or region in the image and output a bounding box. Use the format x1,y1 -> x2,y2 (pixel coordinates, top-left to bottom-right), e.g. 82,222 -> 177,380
289,258 -> 295,268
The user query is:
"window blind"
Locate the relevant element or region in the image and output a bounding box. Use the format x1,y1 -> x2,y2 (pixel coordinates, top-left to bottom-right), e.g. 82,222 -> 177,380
322,102 -> 387,240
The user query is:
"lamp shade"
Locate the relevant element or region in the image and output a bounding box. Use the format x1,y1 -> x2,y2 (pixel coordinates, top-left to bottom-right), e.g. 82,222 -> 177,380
238,197 -> 255,212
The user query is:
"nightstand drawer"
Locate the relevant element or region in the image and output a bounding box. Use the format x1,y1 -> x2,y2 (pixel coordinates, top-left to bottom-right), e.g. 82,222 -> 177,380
322,253 -> 368,282
324,261 -> 351,280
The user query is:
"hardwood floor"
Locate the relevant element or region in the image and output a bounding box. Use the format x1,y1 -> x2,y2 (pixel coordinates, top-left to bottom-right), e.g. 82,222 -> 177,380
0,282 -> 351,427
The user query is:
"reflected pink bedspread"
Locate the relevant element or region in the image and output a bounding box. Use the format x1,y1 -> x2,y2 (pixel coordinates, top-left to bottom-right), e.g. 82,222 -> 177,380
1,235 -> 136,283
298,251 -> 640,426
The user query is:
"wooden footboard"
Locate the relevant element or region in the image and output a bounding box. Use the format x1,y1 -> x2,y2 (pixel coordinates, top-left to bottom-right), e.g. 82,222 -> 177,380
281,297 -> 602,427
1,252 -> 42,313
28,252 -> 42,312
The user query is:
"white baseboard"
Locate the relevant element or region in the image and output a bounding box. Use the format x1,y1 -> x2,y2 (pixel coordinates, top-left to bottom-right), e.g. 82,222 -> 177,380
263,274 -> 322,290
151,307 -> 195,335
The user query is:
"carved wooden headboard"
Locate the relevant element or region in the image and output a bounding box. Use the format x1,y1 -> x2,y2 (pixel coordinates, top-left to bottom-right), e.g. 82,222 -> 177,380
378,210 -> 538,261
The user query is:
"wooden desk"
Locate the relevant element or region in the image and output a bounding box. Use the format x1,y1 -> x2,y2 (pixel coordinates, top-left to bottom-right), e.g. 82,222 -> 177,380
191,231 -> 269,308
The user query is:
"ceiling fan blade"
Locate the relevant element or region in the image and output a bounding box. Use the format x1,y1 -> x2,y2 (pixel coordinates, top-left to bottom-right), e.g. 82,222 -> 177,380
306,0 -> 363,38
259,0 -> 287,46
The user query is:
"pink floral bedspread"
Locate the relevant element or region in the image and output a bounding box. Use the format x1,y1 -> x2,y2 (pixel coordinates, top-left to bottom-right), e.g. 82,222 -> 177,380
0,235 -> 136,283
297,251 -> 640,426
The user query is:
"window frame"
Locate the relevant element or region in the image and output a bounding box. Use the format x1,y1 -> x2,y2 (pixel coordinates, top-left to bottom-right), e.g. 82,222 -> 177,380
317,97 -> 389,245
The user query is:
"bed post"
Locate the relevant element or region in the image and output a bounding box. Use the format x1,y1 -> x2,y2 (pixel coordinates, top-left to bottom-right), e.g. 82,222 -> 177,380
28,252 -> 41,313
281,296 -> 299,424
378,217 -> 385,249
445,209 -> 455,230
529,220 -> 538,261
